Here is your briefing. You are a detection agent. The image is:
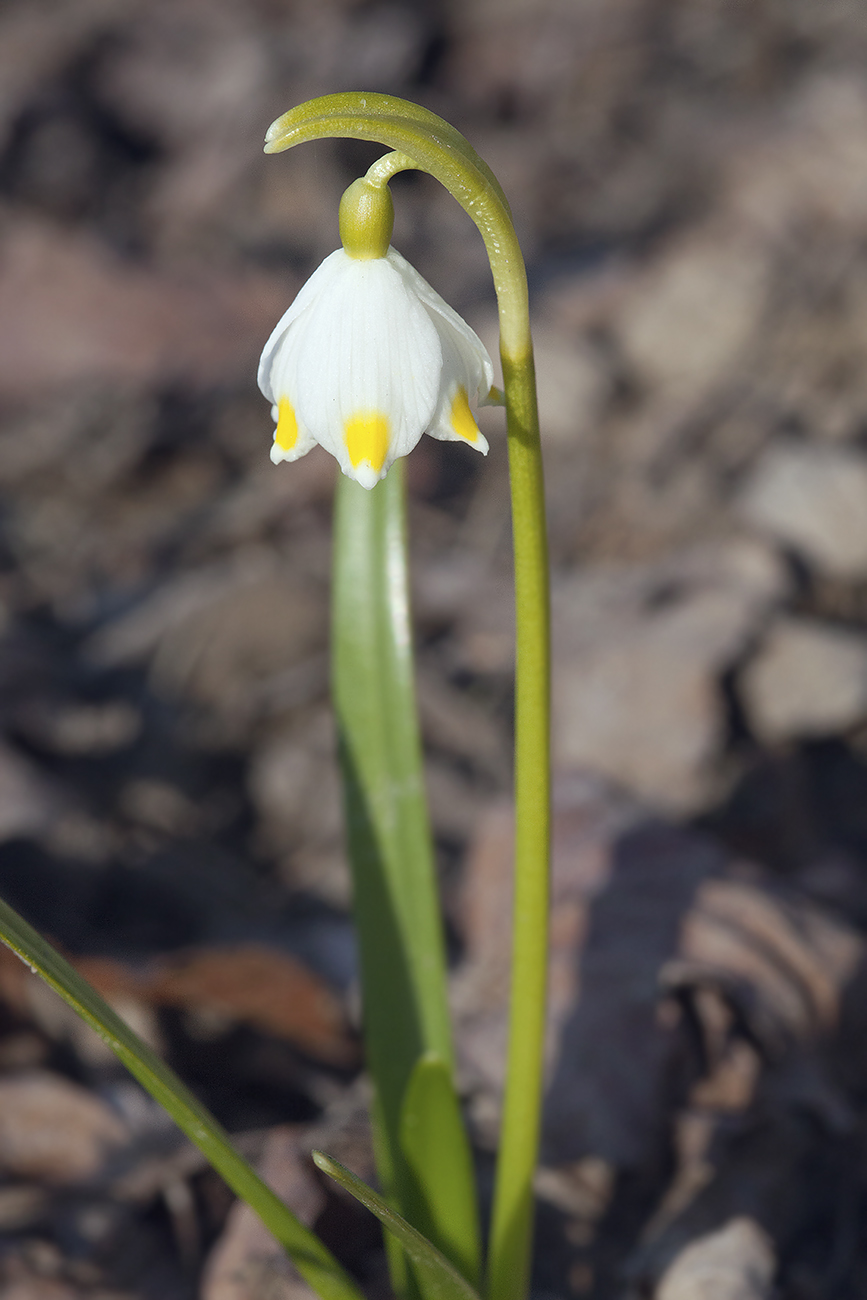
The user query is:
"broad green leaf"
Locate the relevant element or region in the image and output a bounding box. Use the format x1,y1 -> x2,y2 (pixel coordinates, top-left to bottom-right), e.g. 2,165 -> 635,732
312,1151 -> 481,1300
400,1053 -> 482,1289
333,463 -> 462,1289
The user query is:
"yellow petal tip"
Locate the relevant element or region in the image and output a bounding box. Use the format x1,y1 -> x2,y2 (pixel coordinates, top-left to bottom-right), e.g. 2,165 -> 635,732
345,412 -> 390,476
450,386 -> 481,443
274,397 -> 299,452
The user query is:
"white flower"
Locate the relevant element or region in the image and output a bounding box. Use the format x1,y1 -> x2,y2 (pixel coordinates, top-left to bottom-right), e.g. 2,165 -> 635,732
258,245 -> 495,489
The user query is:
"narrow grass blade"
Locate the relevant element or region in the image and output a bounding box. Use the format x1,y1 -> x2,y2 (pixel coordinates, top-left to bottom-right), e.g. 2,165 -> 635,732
313,1151 -> 481,1300
0,894 -> 363,1300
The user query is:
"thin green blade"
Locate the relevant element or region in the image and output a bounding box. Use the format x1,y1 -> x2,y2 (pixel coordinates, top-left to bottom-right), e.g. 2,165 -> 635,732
312,1151 -> 481,1300
0,895 -> 363,1300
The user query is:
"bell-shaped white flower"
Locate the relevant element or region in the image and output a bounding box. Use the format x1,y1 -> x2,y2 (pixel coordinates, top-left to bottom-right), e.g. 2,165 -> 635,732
258,231 -> 495,489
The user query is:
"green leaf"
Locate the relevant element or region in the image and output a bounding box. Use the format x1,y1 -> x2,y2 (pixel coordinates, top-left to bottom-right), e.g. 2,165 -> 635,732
400,1053 -> 482,1289
312,1151 -> 481,1300
0,895 -> 363,1300
332,465 -> 458,1236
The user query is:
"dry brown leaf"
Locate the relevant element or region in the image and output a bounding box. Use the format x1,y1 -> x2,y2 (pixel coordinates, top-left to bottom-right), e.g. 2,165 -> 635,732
142,945 -> 356,1067
543,822 -> 726,1166
0,942 -> 355,1067
669,877 -> 863,1047
453,773 -> 642,1126
0,218 -> 288,398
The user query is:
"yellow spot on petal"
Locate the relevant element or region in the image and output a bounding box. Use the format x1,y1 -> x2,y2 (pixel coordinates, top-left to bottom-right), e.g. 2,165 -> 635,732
275,398 -> 299,452
345,412 -> 390,473
450,386 -> 480,442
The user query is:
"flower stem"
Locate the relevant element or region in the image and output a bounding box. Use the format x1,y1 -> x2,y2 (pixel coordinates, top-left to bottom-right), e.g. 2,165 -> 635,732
486,345 -> 550,1300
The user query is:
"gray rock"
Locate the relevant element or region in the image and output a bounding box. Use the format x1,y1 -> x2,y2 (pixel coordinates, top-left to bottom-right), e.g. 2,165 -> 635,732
0,742 -> 60,843
617,234 -> 766,401
533,323 -> 610,444
0,1072 -> 129,1184
656,1218 -> 775,1300
740,617 -> 867,743
737,443 -> 867,579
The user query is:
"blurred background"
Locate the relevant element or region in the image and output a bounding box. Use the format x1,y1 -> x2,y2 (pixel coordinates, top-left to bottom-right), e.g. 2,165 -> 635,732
1,0 -> 867,1297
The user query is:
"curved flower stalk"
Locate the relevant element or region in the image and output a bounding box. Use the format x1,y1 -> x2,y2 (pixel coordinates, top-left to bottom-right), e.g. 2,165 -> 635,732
263,94 -> 550,1300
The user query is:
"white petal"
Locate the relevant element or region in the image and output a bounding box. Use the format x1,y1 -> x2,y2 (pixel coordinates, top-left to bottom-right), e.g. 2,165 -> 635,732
257,250 -> 348,402
270,426 -> 318,464
385,247 -> 495,404
425,327 -> 490,455
289,252 -> 441,485
259,243 -> 500,487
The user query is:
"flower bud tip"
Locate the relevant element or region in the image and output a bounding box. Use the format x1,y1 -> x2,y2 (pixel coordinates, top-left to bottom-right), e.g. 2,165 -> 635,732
339,178 -> 394,260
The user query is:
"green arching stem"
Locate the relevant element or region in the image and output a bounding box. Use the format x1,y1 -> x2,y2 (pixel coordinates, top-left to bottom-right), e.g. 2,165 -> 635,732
264,94 -> 525,358
366,151 -> 417,185
267,94 -> 551,1300
488,348 -> 549,1300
